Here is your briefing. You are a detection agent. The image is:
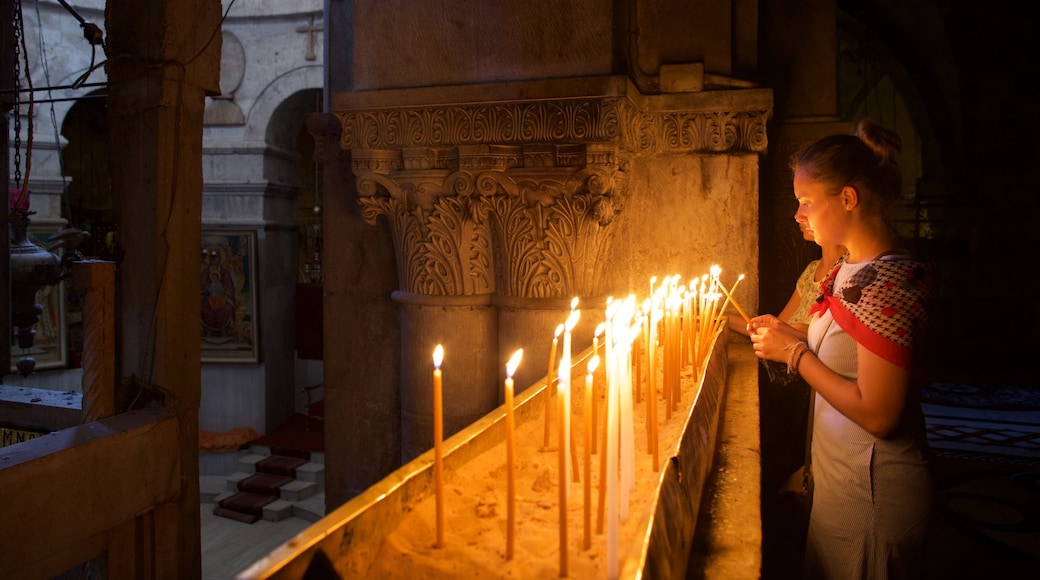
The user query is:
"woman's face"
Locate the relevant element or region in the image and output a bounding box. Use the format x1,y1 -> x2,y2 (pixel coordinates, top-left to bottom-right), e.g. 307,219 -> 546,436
795,214 -> 815,242
793,167 -> 847,247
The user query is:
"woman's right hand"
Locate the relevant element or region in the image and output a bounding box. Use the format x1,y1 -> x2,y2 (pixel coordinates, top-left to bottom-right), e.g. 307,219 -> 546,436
747,314 -> 781,335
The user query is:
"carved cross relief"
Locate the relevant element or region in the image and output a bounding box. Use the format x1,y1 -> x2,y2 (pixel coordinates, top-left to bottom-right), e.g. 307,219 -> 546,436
296,14 -> 323,61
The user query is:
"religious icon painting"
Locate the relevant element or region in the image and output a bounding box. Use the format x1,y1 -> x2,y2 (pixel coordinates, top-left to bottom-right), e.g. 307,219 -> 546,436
201,230 -> 260,363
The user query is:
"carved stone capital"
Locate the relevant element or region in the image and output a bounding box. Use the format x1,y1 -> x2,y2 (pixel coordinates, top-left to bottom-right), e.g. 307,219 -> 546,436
333,77 -> 772,299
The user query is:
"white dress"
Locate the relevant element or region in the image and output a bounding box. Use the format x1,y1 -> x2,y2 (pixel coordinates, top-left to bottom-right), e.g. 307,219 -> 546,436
803,260 -> 933,580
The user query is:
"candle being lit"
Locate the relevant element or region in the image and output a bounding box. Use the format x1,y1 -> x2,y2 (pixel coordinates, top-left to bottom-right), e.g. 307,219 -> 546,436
432,344 -> 445,549
717,273 -> 750,324
504,348 -> 523,561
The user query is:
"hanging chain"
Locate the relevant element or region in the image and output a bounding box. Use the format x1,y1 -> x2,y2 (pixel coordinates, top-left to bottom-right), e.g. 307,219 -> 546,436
9,0 -> 35,220
12,0 -> 23,190
10,0 -> 34,218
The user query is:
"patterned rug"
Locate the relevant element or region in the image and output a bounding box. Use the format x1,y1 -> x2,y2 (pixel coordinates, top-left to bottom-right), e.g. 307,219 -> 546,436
923,382 -> 1040,411
922,383 -> 1040,461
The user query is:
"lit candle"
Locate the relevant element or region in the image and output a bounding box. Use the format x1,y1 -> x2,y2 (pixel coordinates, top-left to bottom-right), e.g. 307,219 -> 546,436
606,337 -> 620,579
432,344 -> 445,549
544,324 -> 564,449
563,309 -> 580,485
648,307 -> 660,472
558,361 -> 569,577
592,322 -> 605,454
583,355 -> 599,551
505,348 -> 523,561
619,301 -> 636,519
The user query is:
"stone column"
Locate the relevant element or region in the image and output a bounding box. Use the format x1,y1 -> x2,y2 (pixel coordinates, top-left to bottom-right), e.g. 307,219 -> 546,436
759,0 -> 852,313
307,112 -> 402,504
354,149 -> 502,461
105,0 -> 221,573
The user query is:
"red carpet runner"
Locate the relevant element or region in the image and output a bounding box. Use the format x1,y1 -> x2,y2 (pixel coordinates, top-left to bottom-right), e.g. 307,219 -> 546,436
214,450 -> 311,524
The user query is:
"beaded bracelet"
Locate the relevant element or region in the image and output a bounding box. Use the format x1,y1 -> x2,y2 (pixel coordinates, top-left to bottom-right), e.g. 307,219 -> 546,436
792,345 -> 810,375
785,341 -> 807,375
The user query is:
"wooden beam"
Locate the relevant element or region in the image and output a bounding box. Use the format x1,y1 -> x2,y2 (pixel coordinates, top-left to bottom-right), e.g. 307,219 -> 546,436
0,408 -> 180,577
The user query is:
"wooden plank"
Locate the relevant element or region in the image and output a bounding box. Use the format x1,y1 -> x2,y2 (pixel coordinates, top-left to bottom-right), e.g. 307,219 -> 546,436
0,408 -> 181,577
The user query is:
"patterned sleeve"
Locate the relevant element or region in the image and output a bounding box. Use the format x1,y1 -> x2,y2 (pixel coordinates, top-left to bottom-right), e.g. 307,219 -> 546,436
830,254 -> 932,369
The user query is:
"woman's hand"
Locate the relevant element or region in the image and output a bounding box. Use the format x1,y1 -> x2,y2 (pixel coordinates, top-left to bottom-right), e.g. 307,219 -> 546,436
748,315 -> 805,339
747,314 -> 780,335
749,324 -> 801,363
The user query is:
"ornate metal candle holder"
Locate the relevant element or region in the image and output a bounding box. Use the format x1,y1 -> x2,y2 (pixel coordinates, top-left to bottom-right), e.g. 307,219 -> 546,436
9,209 -> 65,377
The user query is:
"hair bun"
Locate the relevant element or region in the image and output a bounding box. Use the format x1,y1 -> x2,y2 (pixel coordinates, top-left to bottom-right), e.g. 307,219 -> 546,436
855,119 -> 901,165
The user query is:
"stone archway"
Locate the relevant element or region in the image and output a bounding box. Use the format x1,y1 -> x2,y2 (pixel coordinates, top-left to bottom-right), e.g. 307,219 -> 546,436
261,87 -> 326,420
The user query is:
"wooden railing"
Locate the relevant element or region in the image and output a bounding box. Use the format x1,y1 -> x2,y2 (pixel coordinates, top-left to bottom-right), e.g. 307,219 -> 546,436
0,407 -> 183,578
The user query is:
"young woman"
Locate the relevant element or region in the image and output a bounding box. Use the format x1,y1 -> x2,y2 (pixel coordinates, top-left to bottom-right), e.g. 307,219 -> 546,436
749,119 -> 933,580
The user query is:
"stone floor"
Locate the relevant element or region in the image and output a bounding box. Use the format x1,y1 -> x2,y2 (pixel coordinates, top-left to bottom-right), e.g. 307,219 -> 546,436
201,498 -> 314,580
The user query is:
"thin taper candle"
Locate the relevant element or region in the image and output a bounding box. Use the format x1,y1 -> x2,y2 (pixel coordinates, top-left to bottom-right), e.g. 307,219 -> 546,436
558,362 -> 569,577
505,349 -> 523,561
432,344 -> 445,549
717,273 -> 750,324
583,355 -> 599,550
544,324 -> 563,449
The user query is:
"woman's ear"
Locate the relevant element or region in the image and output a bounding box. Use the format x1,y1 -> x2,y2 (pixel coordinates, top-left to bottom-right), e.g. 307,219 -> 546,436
841,185 -> 859,211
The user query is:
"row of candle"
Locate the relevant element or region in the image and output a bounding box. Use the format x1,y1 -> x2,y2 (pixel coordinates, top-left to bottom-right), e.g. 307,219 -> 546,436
431,267 -> 746,578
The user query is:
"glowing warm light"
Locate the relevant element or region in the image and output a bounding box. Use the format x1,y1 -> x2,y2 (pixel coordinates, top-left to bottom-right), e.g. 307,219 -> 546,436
433,344 -> 444,369
506,349 -> 523,377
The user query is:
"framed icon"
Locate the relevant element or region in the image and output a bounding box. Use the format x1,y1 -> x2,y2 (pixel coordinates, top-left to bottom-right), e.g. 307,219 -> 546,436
201,230 -> 259,363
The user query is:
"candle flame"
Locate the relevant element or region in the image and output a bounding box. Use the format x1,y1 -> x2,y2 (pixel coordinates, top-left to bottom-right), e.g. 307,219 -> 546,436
506,349 -> 523,377
710,264 -> 721,277
570,296 -> 579,310
554,323 -> 565,338
594,322 -> 605,338
738,273 -> 745,281
565,309 -> 580,331
587,355 -> 600,375
433,344 -> 444,368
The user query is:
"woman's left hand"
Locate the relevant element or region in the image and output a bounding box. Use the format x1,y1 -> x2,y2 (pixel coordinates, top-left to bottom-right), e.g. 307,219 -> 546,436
749,325 -> 799,363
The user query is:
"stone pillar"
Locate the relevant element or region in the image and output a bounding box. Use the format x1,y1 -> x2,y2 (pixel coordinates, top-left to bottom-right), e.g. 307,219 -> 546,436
105,0 -> 221,574
354,149 -> 504,462
394,291 -> 498,461
307,112 -> 402,504
759,0 -> 851,314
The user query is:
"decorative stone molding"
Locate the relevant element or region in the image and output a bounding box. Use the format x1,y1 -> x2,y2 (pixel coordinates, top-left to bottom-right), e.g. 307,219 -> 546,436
334,77 -> 770,299
334,86 -> 770,156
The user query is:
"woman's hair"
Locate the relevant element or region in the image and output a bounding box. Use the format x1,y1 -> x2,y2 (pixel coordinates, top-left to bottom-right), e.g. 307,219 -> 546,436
790,119 -> 903,213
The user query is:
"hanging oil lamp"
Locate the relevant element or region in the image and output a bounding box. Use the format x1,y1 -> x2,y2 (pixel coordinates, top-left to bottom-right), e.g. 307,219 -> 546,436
8,198 -> 65,377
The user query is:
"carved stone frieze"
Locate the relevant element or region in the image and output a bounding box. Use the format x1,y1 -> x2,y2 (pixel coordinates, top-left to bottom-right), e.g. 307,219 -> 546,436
334,78 -> 769,300
335,95 -> 768,156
